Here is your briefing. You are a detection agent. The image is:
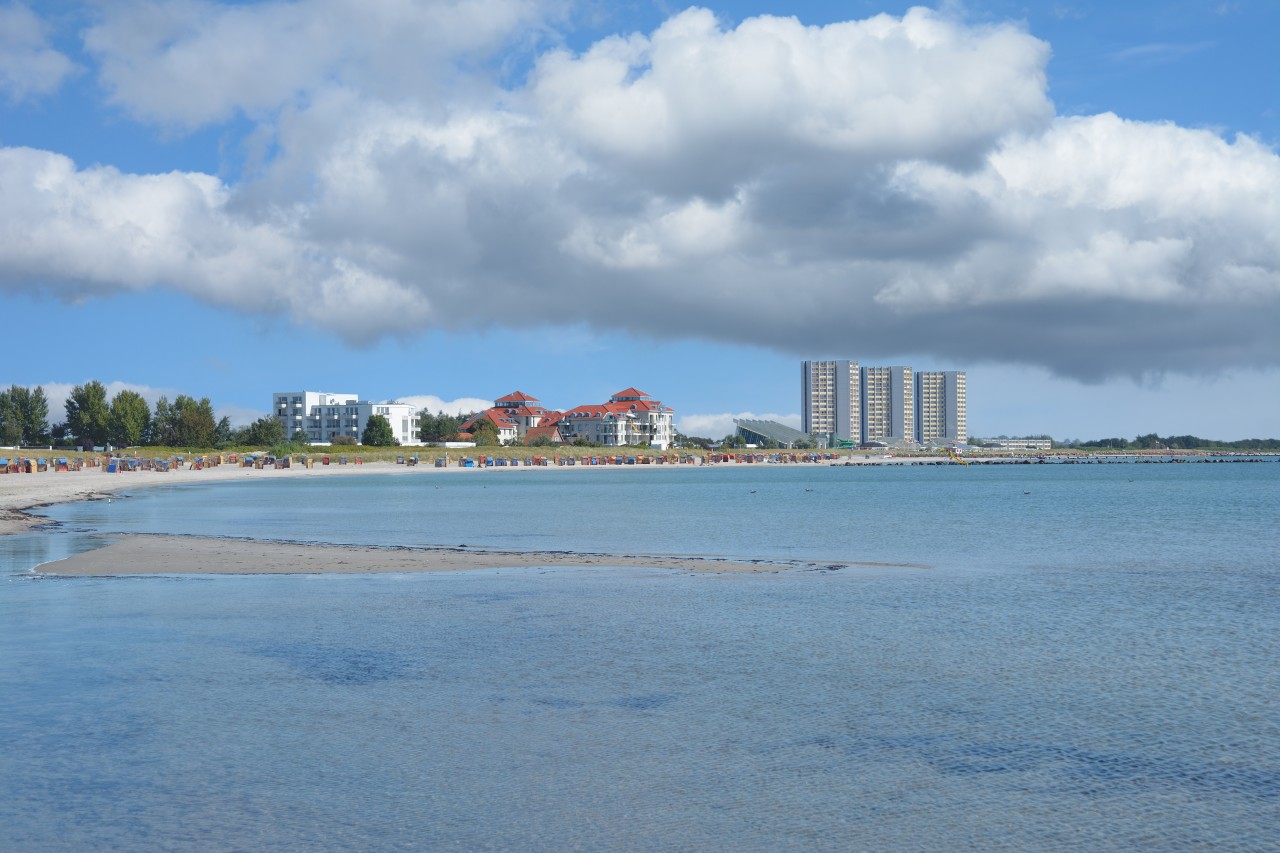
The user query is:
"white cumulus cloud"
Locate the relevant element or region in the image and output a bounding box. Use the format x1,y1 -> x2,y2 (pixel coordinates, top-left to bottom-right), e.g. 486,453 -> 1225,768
394,395 -> 494,416
0,3 -> 76,101
0,4 -> 1276,381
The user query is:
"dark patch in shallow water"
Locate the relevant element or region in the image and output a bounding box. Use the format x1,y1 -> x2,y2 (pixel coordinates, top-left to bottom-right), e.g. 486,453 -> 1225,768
251,642 -> 417,685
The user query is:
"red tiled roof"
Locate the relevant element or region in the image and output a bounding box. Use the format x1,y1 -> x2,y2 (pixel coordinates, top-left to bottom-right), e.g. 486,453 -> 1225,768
604,400 -> 662,413
523,425 -> 562,444
460,410 -> 518,431
508,405 -> 548,417
495,391 -> 539,404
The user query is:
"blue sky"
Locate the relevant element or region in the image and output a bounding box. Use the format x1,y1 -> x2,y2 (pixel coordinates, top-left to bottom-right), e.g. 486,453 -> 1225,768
1,0 -> 1277,440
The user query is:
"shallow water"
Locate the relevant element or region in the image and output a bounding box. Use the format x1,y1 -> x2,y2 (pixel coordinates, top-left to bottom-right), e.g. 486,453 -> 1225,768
3,463 -> 1278,850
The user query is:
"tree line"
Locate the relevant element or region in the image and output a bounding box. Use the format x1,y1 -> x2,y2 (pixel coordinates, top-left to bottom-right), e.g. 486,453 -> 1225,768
1065,433 -> 1280,451
2,381 -> 288,450
59,381 -> 230,448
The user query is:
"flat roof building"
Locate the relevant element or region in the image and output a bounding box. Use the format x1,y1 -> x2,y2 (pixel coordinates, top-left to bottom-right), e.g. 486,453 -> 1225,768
914,371 -> 967,445
804,361 -> 967,448
273,391 -> 421,446
861,365 -> 914,445
801,360 -> 860,445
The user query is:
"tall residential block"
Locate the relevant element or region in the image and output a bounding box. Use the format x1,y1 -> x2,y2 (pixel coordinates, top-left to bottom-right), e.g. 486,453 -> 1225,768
801,360 -> 860,445
914,371 -> 967,444
860,365 -> 914,444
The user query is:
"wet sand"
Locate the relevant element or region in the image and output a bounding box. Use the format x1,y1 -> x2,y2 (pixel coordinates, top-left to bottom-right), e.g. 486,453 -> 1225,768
36,533 -> 922,576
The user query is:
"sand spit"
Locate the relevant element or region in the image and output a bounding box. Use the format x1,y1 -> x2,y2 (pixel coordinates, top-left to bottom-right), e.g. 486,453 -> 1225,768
35,534 -> 929,576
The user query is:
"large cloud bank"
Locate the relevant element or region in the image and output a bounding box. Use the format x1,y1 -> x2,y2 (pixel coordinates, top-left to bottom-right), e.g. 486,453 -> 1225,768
1,2 -> 1277,381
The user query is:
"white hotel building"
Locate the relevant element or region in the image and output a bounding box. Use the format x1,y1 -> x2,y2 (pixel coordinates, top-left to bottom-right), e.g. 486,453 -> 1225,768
273,391 -> 422,446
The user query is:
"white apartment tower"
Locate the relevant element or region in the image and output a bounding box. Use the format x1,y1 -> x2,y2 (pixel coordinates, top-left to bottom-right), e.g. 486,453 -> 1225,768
914,372 -> 967,444
861,366 -> 914,444
801,360 -> 860,445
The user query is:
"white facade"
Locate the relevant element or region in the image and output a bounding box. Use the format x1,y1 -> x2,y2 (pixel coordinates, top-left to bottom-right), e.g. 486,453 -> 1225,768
985,437 -> 1051,451
861,366 -> 914,444
804,361 -> 969,447
801,360 -> 860,445
362,402 -> 422,447
273,391 -> 422,446
914,371 -> 967,444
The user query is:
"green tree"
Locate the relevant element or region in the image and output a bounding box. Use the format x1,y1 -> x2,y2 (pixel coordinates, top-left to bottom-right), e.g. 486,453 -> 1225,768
471,420 -> 499,447
291,429 -> 310,445
418,410 -> 462,443
24,386 -> 49,443
150,396 -> 175,445
109,390 -> 151,447
361,414 -> 396,446
171,396 -> 218,447
0,385 -> 50,445
50,422 -> 71,446
0,395 -> 19,445
238,416 -> 285,447
674,432 -> 713,450
65,381 -> 111,448
214,417 -> 234,448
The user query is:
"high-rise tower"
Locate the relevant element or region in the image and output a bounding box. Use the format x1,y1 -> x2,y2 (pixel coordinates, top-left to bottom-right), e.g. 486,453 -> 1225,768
801,360 -> 860,445
914,371 -> 967,444
860,366 -> 913,444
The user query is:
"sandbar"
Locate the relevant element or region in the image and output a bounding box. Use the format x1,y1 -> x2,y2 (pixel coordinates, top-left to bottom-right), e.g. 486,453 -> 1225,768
36,534 -> 911,575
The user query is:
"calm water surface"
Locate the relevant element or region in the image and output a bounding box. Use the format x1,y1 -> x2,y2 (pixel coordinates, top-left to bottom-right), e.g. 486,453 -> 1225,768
3,463 -> 1277,850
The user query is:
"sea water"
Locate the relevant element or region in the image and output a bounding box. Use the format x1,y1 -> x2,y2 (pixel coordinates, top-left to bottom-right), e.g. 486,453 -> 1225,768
2,463 -> 1277,850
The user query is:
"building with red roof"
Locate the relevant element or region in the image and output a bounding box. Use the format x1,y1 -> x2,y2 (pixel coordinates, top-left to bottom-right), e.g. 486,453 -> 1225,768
558,389 -> 674,450
457,388 -> 673,449
459,392 -> 561,445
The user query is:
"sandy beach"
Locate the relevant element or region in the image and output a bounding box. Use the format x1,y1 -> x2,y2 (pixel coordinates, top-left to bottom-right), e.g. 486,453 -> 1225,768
0,459 -> 427,536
